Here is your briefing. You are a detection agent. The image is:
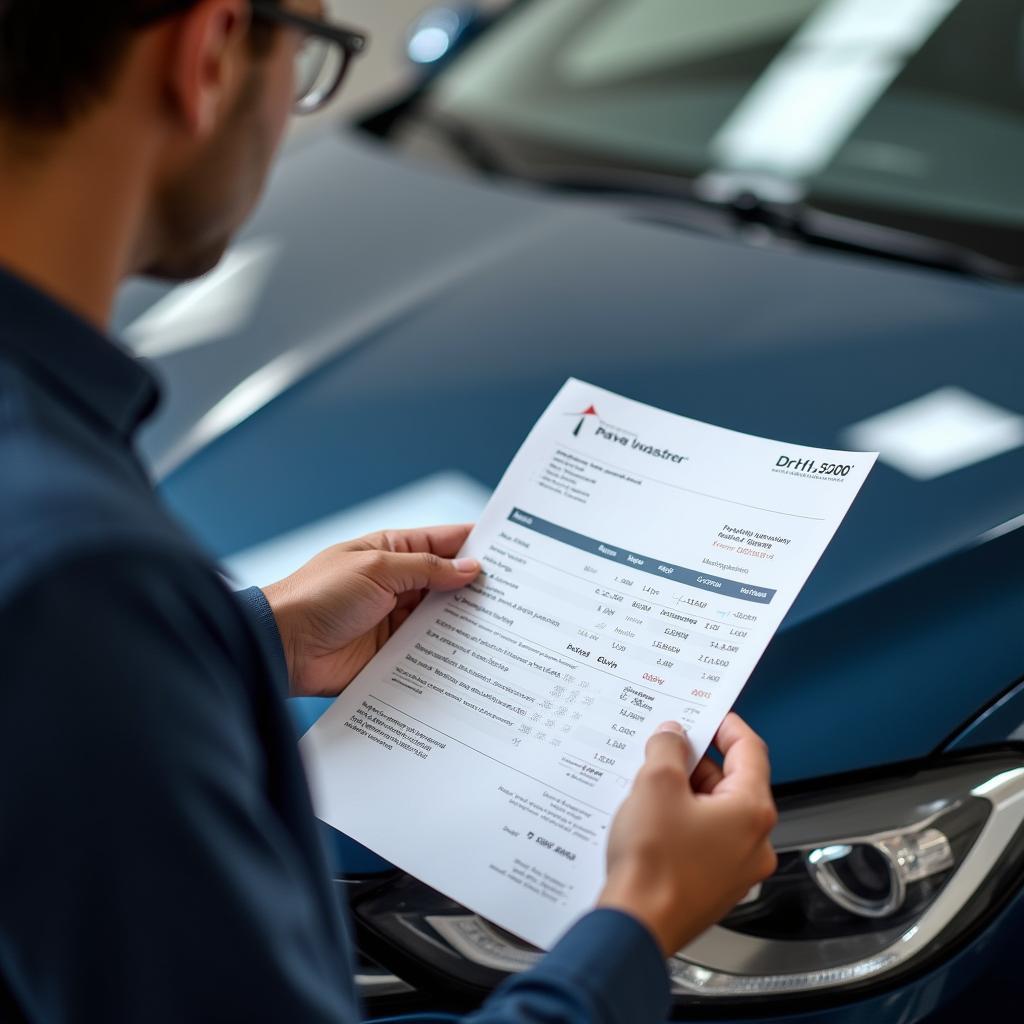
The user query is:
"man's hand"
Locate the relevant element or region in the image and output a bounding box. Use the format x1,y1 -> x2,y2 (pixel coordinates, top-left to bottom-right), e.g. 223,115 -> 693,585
262,524 -> 480,697
598,713 -> 777,957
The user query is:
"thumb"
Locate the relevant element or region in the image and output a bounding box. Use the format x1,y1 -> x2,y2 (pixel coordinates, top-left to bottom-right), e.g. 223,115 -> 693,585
642,721 -> 697,783
363,550 -> 481,596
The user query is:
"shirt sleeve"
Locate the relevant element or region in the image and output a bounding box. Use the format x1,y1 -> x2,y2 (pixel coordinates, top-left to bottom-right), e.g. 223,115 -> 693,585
235,584 -> 290,695
0,547 -> 671,1024
227,586 -> 675,1024
0,547 -> 361,1024
233,588 -> 674,1024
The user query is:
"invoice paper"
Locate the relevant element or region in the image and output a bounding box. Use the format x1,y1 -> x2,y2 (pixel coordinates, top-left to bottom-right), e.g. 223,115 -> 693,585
301,379 -> 876,949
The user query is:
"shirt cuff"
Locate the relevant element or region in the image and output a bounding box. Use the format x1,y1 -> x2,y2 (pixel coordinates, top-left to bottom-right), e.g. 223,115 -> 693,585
537,908 -> 671,1023
235,586 -> 289,697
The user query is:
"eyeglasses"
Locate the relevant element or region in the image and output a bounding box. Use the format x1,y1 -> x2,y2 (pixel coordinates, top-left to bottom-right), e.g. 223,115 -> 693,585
137,1 -> 369,115
250,1 -> 368,114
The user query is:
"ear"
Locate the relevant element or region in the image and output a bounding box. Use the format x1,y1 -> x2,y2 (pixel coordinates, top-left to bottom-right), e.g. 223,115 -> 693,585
164,0 -> 252,139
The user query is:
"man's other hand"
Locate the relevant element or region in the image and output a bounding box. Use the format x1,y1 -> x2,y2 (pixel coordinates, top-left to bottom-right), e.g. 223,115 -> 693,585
598,713 -> 777,957
262,525 -> 480,697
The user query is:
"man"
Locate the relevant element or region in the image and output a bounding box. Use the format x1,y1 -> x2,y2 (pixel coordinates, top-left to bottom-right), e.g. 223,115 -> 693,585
0,2 -> 778,1021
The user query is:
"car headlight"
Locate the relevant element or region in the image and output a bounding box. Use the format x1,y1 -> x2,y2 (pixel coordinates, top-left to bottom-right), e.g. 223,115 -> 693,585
350,751 -> 1024,1006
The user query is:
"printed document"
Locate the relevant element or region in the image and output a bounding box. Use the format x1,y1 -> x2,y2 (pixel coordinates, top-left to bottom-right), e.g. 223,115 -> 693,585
301,379 -> 876,949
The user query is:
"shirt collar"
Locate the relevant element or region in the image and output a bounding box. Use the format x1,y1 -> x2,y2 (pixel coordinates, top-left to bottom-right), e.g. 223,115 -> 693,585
0,264 -> 160,440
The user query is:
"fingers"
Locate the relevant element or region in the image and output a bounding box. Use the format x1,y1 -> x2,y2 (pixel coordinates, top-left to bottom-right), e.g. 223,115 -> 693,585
389,606 -> 413,634
690,754 -> 724,795
359,549 -> 481,597
715,714 -> 771,788
365,524 -> 476,559
393,588 -> 427,612
713,713 -> 776,828
639,722 -> 695,792
756,839 -> 779,880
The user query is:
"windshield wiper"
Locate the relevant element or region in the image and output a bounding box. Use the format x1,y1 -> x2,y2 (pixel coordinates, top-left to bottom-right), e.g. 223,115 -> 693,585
397,113 -> 1022,284
542,169 -> 1021,283
722,192 -> 1022,284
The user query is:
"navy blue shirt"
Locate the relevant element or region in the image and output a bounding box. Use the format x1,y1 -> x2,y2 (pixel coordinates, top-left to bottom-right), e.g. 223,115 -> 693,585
0,266 -> 670,1023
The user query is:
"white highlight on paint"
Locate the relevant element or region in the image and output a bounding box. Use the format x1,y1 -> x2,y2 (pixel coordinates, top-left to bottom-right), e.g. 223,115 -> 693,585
977,512 -> 1024,546
124,238 -> 278,358
842,387 -> 1024,480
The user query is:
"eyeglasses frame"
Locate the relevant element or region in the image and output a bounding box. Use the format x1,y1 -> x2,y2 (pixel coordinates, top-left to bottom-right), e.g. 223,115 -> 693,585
134,0 -> 369,113
250,0 -> 367,112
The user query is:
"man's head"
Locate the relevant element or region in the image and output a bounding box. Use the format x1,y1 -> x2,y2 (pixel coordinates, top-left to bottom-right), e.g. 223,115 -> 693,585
0,1 -> 316,280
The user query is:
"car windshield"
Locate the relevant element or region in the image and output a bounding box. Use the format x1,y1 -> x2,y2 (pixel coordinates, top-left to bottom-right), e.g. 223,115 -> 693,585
414,0 -> 1024,274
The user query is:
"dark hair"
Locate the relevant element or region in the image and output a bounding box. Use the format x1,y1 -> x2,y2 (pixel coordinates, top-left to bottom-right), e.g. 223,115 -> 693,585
0,1 -> 276,129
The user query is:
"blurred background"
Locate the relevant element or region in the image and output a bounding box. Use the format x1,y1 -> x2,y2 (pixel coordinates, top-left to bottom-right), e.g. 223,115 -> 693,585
110,3 -> 1024,1019
293,0 -> 507,132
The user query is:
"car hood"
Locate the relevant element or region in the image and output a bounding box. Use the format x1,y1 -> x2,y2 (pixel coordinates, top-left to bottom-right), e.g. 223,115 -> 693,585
116,129 -> 1024,783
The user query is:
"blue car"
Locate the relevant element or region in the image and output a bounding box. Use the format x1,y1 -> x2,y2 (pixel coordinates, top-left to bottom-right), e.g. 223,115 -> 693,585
115,0 -> 1024,1019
